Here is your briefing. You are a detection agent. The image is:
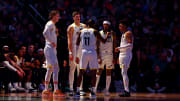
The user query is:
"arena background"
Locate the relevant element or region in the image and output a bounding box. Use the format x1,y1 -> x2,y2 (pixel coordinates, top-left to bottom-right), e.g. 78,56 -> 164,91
0,0 -> 180,100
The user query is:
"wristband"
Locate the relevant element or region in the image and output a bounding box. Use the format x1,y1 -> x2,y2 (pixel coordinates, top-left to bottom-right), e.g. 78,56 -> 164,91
69,52 -> 72,55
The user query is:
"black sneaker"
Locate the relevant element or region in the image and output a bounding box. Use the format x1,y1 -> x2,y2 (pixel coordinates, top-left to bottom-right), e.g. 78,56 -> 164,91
119,91 -> 131,97
80,90 -> 86,96
75,92 -> 80,97
69,90 -> 74,96
90,91 -> 96,98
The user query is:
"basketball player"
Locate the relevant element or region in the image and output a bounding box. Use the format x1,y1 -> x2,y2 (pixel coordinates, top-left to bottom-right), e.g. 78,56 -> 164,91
115,20 -> 133,97
42,10 -> 65,97
95,20 -> 116,96
67,11 -> 86,96
75,19 -> 110,97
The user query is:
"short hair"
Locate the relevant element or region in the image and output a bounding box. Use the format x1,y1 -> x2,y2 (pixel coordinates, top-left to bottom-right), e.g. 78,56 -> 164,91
72,11 -> 80,17
119,20 -> 129,27
49,10 -> 59,19
87,19 -> 95,27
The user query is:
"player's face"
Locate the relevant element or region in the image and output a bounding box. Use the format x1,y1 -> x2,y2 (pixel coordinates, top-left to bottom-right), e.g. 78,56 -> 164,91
53,13 -> 60,23
73,14 -> 80,23
119,24 -> 125,32
103,24 -> 109,30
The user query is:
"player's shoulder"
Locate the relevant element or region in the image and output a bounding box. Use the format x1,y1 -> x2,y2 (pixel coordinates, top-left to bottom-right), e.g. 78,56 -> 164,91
80,23 -> 86,27
46,21 -> 54,27
67,23 -> 75,31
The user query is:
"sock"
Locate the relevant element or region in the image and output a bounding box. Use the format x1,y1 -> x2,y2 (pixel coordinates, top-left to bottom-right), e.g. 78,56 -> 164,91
53,64 -> 59,91
53,81 -> 58,91
45,69 -> 53,91
92,87 -> 95,93
77,87 -> 80,92
69,63 -> 76,91
106,76 -> 111,91
122,68 -> 129,92
95,75 -> 100,91
80,77 -> 83,91
13,82 -> 18,88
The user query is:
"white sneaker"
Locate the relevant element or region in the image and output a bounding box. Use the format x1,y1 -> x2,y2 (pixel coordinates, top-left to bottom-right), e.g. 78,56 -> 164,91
26,83 -> 34,90
9,87 -> 16,92
8,83 -> 16,92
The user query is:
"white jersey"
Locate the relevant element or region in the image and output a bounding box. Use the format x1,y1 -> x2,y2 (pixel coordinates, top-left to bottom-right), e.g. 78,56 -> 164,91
81,28 -> 96,50
120,31 -> 133,55
99,30 -> 114,69
68,23 -> 85,58
99,30 -> 113,55
119,31 -> 133,68
43,20 -> 57,48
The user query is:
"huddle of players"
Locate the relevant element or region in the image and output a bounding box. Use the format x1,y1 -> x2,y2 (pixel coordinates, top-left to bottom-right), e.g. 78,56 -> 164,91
42,10 -> 133,98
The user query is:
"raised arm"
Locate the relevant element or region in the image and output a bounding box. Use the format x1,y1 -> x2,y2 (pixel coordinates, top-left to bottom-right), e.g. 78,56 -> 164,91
94,30 -> 110,43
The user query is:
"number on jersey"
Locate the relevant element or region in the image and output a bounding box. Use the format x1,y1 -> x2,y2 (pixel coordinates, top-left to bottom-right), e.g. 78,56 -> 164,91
84,37 -> 90,46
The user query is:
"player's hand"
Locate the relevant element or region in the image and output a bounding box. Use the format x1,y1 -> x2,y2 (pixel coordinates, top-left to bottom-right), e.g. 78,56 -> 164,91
115,47 -> 119,53
19,69 -> 25,76
75,57 -> 79,64
51,42 -> 57,48
16,70 -> 24,78
69,54 -> 73,61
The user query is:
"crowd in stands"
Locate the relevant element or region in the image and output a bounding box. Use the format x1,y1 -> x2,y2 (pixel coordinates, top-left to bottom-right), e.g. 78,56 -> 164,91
0,0 -> 180,93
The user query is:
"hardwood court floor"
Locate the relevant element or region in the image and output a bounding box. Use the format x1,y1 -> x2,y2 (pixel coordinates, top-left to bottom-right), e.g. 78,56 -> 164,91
0,92 -> 180,101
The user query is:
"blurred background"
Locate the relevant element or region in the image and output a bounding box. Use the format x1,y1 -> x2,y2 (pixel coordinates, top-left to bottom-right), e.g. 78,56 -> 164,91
0,0 -> 180,93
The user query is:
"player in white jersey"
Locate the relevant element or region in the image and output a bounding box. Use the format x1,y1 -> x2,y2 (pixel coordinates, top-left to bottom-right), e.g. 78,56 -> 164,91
115,20 -> 133,97
42,10 -> 65,97
75,19 -> 110,97
95,20 -> 116,96
67,11 -> 86,96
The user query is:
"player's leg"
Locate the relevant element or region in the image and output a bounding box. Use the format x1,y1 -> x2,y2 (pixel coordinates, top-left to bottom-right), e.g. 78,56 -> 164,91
105,55 -> 113,96
119,54 -> 132,97
120,66 -> 130,97
89,51 -> 99,97
95,68 -> 103,92
42,63 -> 53,96
69,61 -> 76,91
75,50 -> 88,97
105,69 -> 111,96
42,48 -> 53,96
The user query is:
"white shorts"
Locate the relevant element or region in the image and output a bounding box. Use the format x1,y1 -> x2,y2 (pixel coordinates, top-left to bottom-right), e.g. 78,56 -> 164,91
99,52 -> 113,69
44,46 -> 58,68
119,52 -> 132,68
80,49 -> 99,69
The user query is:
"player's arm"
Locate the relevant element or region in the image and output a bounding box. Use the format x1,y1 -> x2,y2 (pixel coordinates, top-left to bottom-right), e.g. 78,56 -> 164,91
116,31 -> 133,51
94,30 -> 110,43
67,25 -> 74,55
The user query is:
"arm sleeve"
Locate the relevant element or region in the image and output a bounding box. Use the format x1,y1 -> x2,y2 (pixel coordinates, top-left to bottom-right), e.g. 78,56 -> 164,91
117,43 -> 133,52
43,24 -> 52,43
3,61 -> 17,72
